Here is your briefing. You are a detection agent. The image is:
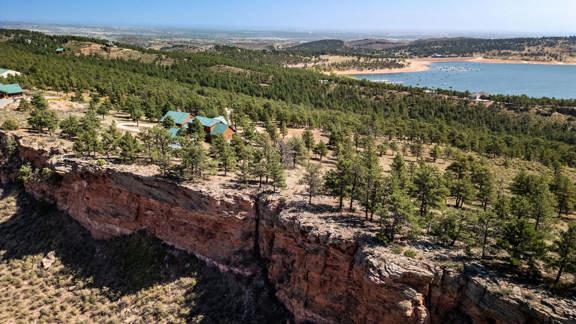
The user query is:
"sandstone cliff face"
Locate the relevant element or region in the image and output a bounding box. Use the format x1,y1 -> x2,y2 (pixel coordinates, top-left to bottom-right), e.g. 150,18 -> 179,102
28,167 -> 259,274
258,202 -> 435,324
257,200 -> 574,324
0,132 -> 573,324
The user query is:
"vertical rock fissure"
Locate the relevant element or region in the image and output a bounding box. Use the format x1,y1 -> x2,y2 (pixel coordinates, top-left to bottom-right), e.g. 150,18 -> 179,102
253,193 -> 262,260
424,269 -> 443,317
345,240 -> 361,318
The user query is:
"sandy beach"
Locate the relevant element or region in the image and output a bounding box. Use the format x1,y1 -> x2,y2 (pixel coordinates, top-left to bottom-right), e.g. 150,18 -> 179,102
332,57 -> 576,75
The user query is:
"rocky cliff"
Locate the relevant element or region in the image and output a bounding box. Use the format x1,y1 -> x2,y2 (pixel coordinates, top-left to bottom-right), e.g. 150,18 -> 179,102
0,131 -> 573,324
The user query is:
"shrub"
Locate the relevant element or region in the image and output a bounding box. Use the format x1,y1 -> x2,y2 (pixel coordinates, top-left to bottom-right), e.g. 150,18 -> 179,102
403,249 -> 417,258
18,164 -> 34,183
390,245 -> 403,255
1,119 -> 19,131
39,168 -> 53,181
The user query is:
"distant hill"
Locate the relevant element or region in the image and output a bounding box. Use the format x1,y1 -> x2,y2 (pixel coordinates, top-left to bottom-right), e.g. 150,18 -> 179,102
288,36 -> 576,62
289,39 -> 346,54
380,37 -> 576,61
346,39 -> 407,50
288,38 -> 407,55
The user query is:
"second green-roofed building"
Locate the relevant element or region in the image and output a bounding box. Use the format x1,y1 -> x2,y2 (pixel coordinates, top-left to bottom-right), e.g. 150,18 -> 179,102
161,111 -> 235,141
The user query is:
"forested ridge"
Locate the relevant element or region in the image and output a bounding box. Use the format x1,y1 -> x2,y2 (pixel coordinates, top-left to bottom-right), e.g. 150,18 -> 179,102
1,29 -> 575,167
291,36 -> 576,60
383,37 -> 576,57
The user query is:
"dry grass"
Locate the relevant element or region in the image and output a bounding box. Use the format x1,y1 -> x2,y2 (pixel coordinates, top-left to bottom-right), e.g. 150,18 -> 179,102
0,189 -> 289,323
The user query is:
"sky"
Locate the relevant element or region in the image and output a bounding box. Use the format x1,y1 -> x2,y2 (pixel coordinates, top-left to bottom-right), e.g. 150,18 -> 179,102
0,0 -> 575,35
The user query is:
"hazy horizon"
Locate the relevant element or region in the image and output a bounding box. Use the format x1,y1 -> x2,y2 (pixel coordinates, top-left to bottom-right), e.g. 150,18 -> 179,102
1,0 -> 575,36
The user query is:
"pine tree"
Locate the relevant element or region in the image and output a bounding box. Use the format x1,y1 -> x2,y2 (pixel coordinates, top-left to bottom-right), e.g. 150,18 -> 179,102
28,93 -> 58,135
162,116 -> 175,129
59,115 -> 81,139
446,173 -> 476,209
265,119 -> 278,142
472,162 -> 496,211
72,89 -> 84,103
549,223 -> 576,284
253,151 -> 268,189
287,136 -> 306,167
410,142 -> 424,161
359,142 -> 383,220
118,132 -> 141,163
235,140 -> 254,187
411,164 -> 448,220
390,154 -> 410,190
101,121 -> 122,158
240,117 -> 256,141
302,129 -> 315,152
432,209 -> 474,247
510,169 -> 539,197
73,128 -> 100,157
389,141 -> 398,155
299,162 -> 323,204
499,217 -> 546,270
268,150 -> 285,192
348,152 -> 361,211
531,178 -> 556,231
324,149 -> 352,211
31,92 -> 48,110
254,134 -> 275,187
180,137 -> 211,179
144,126 -> 173,170
377,142 -> 388,157
127,96 -> 143,126
430,145 -> 442,162
96,100 -> 111,119
131,106 -> 143,126
476,210 -> 499,259
551,171 -> 576,217
313,141 -> 328,161
210,136 -> 237,176
188,119 -> 206,142
80,106 -> 101,132
379,182 -> 417,243
280,120 -> 288,138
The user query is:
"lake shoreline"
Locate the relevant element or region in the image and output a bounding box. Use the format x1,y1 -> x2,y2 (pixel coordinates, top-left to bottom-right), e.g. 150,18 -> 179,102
332,57 -> 576,75
352,60 -> 576,99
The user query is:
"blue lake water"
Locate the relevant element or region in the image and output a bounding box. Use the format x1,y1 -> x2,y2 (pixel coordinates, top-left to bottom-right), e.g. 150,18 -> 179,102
355,62 -> 576,99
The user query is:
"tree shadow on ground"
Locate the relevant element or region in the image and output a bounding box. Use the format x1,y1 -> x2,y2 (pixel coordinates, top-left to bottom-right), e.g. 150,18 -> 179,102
0,188 -> 290,323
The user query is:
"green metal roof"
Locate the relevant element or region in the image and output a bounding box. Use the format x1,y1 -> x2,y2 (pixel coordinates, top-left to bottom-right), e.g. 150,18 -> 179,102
56,48 -> 65,52
192,116 -> 220,128
213,116 -> 228,125
210,122 -> 231,136
167,127 -> 180,137
161,111 -> 192,125
0,83 -> 23,94
0,68 -> 8,75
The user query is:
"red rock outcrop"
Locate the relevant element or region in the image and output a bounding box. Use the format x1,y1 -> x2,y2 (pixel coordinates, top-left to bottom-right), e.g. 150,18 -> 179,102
257,201 -> 435,323
28,166 -> 259,275
1,131 -> 574,323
